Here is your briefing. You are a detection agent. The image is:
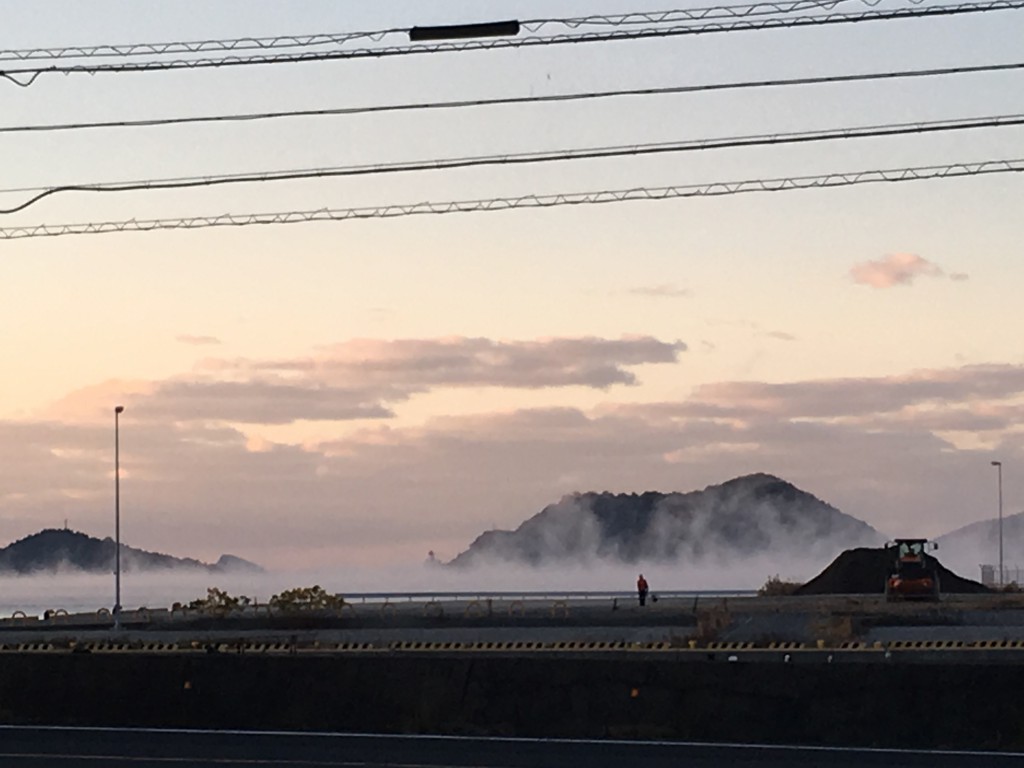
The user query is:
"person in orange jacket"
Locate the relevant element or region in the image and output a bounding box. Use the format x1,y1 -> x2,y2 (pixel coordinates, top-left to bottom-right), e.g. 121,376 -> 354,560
637,574 -> 649,606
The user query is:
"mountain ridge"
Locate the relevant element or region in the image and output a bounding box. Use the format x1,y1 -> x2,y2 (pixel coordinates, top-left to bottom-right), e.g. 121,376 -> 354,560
449,473 -> 884,567
0,529 -> 263,575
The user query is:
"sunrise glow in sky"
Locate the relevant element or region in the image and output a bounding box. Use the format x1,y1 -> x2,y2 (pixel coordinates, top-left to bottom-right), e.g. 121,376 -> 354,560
1,1 -> 1022,571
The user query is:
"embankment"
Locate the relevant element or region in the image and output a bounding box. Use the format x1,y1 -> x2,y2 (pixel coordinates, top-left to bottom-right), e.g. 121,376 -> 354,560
1,652 -> 1023,749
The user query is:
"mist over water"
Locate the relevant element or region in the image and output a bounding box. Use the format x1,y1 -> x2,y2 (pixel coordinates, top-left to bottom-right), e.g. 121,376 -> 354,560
0,551 -> 841,617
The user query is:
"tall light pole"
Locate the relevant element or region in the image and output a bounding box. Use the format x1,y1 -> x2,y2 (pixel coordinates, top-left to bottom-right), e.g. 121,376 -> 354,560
114,405 -> 124,628
992,460 -> 1003,587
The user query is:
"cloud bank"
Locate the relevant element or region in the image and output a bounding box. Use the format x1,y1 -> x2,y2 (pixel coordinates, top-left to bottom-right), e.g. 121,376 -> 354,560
1,335 -> 1020,574
46,335 -> 687,426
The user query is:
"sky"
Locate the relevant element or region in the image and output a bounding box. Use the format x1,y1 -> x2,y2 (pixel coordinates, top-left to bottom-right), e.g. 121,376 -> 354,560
0,1 -> 1022,577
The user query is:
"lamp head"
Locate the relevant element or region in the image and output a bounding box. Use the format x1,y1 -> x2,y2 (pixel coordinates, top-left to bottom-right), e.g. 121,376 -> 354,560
115,405 -> 124,414
991,460 -> 1001,467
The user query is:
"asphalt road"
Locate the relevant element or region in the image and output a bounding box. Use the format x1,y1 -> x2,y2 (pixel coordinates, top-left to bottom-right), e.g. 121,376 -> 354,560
0,727 -> 1022,767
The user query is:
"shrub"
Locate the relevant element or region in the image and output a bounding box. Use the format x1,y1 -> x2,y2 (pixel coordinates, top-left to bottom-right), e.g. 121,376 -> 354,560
187,587 -> 251,612
269,585 -> 345,611
758,574 -> 802,597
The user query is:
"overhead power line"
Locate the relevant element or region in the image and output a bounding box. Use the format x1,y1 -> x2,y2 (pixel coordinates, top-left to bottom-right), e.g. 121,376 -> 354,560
2,0 -> 1021,86
3,112 -> 1023,215
2,158 -> 1020,240
522,0 -> 862,29
0,1 -> 860,63
3,60 -> 1022,135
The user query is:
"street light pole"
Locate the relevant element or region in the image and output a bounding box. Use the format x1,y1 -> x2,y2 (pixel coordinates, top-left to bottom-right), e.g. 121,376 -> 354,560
992,460 -> 1003,587
114,405 -> 124,629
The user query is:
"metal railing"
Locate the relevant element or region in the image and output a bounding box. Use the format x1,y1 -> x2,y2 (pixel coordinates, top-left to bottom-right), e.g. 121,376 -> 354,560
338,589 -> 757,604
0,589 -> 758,623
980,565 -> 1024,587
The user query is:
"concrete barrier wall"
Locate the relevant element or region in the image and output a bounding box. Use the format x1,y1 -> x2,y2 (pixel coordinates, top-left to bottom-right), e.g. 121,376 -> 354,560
0,654 -> 1022,749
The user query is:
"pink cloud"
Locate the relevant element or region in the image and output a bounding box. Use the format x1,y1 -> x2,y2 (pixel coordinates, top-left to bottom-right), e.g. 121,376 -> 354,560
176,334 -> 221,346
849,253 -> 944,288
626,284 -> 691,298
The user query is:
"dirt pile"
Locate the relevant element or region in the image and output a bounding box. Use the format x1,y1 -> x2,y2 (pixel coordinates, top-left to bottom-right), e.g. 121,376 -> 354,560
795,546 -> 990,595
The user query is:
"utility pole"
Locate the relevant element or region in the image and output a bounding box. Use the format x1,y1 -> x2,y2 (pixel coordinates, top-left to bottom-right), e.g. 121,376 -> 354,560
114,405 -> 124,629
992,460 -> 1003,587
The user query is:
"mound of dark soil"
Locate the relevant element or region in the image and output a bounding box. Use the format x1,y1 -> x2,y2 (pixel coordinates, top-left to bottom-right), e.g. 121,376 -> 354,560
795,546 -> 990,595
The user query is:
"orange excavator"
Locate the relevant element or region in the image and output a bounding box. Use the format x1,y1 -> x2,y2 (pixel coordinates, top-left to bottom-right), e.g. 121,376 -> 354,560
884,539 -> 941,602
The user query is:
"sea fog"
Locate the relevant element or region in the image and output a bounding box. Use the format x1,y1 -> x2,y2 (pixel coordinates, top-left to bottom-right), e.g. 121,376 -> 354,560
0,553 -> 825,617
0,535 -> 1000,618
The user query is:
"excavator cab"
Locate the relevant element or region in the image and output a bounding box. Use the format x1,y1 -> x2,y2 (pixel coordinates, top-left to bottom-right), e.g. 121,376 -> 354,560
885,538 -> 940,602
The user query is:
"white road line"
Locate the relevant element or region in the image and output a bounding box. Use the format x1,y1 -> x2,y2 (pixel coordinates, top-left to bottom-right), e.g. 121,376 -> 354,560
0,752 -> 447,767
1,726 -> 1022,759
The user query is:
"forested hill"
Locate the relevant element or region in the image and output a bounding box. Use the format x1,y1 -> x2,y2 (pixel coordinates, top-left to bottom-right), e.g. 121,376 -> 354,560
449,473 -> 882,567
0,529 -> 262,574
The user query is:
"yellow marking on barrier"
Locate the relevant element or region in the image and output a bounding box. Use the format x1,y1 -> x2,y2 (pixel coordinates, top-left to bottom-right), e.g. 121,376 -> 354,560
21,643 -> 54,655
9,633 -> 1024,657
337,642 -> 359,651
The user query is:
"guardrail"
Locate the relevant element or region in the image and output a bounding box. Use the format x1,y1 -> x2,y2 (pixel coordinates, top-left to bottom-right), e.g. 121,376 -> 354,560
0,590 -> 756,623
336,589 -> 757,604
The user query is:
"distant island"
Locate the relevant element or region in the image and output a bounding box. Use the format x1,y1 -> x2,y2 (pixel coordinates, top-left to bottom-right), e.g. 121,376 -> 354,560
449,473 -> 883,567
0,529 -> 263,575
